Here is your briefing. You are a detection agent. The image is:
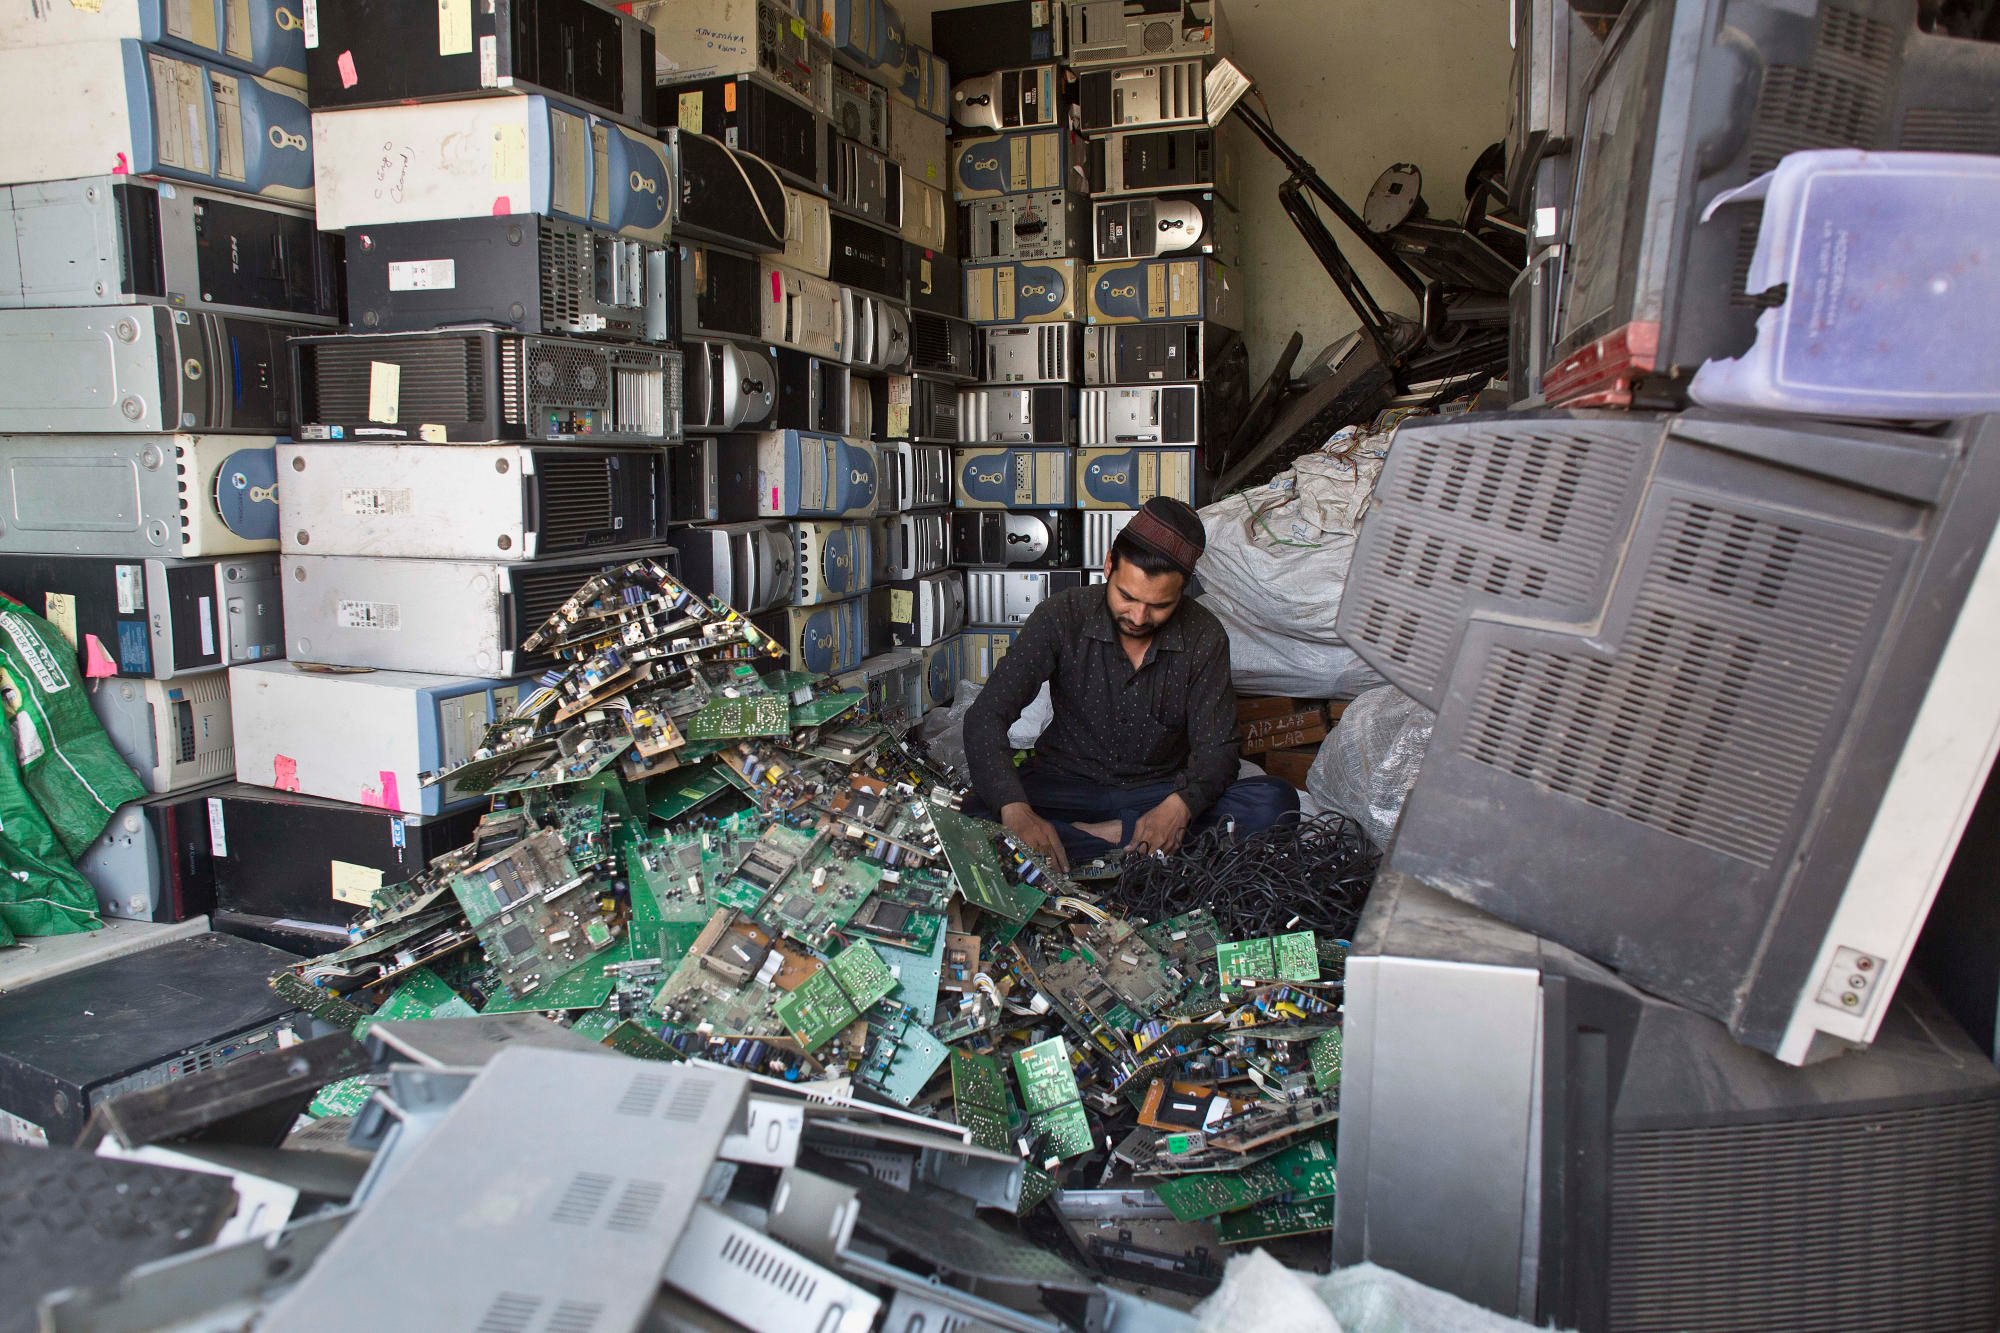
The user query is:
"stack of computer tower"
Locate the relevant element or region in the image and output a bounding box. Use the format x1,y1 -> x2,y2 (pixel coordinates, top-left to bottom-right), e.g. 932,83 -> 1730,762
0,5 -> 327,925
649,0 -> 966,726
213,0 -> 679,937
934,0 -> 1239,685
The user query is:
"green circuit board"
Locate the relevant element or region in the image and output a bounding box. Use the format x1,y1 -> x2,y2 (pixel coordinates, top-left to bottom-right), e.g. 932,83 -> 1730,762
827,939 -> 896,1011
684,693 -> 790,742
776,965 -> 862,1051
1310,1029 -> 1343,1092
1216,1197 -> 1338,1244
753,851 -> 883,952
854,1004 -> 951,1106
928,803 -> 1047,923
1150,1160 -> 1289,1223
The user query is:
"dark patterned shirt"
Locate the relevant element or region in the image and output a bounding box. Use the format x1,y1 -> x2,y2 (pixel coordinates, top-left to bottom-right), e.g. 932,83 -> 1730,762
964,585 -> 1238,818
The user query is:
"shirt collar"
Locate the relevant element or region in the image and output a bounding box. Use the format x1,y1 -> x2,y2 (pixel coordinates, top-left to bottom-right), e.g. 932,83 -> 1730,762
1086,584 -> 1190,652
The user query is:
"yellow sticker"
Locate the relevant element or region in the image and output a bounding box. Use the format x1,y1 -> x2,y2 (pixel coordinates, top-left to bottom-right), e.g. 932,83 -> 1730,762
677,90 -> 703,136
367,360 -> 400,424
43,593 -> 77,649
789,16 -> 804,37
69,0 -> 104,11
330,860 -> 384,907
436,0 -> 472,55
890,588 -> 914,623
492,122 -> 527,183
418,423 -> 447,442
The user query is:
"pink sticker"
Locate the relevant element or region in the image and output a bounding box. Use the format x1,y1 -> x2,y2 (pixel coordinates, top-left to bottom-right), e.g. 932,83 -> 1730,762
491,195 -> 511,215
770,270 -> 782,303
273,755 -> 301,792
378,771 -> 401,811
82,634 -> 118,678
771,485 -> 780,511
110,152 -> 129,176
336,50 -> 358,88
358,784 -> 385,809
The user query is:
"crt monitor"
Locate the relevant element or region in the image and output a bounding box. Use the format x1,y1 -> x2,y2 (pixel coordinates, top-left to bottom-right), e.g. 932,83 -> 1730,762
1544,0 -> 2000,407
1335,871 -> 2000,1332
1335,408 -> 2000,1065
1502,0 -> 1602,213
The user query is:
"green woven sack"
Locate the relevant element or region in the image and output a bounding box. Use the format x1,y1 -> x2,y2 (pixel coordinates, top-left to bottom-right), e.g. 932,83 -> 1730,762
0,597 -> 144,939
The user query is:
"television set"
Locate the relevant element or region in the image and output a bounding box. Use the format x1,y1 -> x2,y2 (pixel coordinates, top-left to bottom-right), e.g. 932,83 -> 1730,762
1335,871 -> 2000,1331
1335,408 -> 2000,1065
1544,0 -> 2000,407
1502,0 -> 1601,214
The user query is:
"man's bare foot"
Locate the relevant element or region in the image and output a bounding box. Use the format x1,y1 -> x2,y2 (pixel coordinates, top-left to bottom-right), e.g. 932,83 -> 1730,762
1074,819 -> 1122,844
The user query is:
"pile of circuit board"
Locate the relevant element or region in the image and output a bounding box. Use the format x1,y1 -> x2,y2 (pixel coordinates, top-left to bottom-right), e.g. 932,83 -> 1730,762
271,557 -> 1350,1309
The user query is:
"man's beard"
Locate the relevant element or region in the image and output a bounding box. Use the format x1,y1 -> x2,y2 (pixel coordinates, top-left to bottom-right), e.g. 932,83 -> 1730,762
1117,616 -> 1160,638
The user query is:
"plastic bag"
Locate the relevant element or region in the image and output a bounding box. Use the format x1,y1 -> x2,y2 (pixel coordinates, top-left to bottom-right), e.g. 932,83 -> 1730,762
916,678 -> 1053,783
1319,1262 -> 1554,1333
1308,685 -> 1434,850
1201,590 -> 1386,700
1197,445 -> 1386,641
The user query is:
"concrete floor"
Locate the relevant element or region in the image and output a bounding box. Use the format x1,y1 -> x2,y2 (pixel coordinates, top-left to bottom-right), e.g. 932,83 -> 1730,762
901,0 -> 1515,383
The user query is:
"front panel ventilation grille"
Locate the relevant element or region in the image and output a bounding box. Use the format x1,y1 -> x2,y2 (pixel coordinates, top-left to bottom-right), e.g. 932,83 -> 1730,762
510,565 -> 608,664
1343,422 -> 1646,697
533,456 -> 618,553
301,336 -> 486,426
1607,1100 -> 2000,1331
1457,497 -> 1891,867
539,223 -> 587,328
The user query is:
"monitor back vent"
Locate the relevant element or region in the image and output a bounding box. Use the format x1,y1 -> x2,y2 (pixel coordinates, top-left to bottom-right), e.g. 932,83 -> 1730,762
1342,421 -> 1647,699
1607,1100 -> 2000,1331
1899,105 -> 2000,153
1457,497 -> 1889,867
1732,5 -> 1897,304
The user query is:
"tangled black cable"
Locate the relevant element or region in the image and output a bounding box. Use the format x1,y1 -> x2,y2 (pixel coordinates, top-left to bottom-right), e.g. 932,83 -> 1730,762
1110,812 -> 1379,942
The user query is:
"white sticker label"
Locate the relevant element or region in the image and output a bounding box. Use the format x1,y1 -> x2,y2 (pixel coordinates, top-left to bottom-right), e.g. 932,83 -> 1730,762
478,32 -> 497,87
330,859 -> 384,906
367,360 -> 400,424
301,0 -> 318,47
197,596 -> 215,657
337,600 -> 401,631
207,795 -> 228,857
343,487 -> 413,516
437,0 -> 471,55
387,259 -> 456,292
114,564 -> 145,614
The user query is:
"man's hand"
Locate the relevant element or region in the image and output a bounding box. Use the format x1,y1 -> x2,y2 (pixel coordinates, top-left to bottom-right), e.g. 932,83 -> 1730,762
1128,793 -> 1192,856
1001,801 -> 1069,873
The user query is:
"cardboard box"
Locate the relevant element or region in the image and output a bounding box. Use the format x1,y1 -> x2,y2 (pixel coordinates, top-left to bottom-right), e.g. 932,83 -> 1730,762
1237,696 -> 1309,724
1243,724 -> 1329,756
1240,706 -> 1330,756
1259,746 -> 1319,791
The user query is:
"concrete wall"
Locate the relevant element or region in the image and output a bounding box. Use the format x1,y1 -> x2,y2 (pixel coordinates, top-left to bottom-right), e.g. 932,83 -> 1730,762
900,0 -> 1515,382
